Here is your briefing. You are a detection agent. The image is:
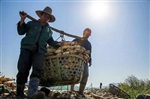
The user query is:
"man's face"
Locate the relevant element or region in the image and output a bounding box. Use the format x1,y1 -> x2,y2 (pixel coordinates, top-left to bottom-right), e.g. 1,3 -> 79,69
40,13 -> 51,22
83,30 -> 91,38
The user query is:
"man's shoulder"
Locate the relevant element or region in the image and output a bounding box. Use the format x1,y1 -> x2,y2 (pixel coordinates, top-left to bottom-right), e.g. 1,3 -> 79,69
88,40 -> 91,44
84,39 -> 91,44
28,20 -> 39,24
85,40 -> 92,47
27,20 -> 40,27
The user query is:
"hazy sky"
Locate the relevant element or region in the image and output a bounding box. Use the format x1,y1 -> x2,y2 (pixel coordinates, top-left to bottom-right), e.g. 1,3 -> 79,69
0,0 -> 149,87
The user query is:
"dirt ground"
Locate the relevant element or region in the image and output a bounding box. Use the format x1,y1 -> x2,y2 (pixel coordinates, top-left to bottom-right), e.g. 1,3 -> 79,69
47,90 -> 123,99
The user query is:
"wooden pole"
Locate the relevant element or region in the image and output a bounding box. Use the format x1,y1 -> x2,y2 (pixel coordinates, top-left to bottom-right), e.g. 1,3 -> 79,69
19,11 -> 82,39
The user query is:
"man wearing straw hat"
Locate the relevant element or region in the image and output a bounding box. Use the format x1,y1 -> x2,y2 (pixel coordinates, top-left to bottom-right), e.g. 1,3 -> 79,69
16,6 -> 60,99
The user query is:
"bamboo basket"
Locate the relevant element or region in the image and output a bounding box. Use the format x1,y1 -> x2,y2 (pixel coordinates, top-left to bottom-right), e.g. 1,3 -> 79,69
40,54 -> 86,86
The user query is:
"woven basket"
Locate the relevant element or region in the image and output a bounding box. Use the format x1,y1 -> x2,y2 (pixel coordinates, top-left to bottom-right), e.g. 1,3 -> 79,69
40,54 -> 86,86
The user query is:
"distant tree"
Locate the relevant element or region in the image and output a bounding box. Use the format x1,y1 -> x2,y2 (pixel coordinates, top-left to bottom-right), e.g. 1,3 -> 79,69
119,75 -> 150,99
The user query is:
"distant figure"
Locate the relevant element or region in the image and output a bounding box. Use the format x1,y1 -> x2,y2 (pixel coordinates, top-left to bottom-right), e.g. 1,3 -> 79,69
100,83 -> 102,89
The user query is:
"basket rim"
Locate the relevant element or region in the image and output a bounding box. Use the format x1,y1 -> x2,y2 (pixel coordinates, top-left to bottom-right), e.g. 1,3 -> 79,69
45,54 -> 86,63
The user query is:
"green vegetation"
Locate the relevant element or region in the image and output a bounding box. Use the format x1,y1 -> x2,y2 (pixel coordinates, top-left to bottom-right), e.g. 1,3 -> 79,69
119,75 -> 150,99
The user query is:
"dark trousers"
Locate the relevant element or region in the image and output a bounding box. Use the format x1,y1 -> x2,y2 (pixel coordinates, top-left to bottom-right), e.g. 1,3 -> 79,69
80,63 -> 89,84
16,48 -> 45,85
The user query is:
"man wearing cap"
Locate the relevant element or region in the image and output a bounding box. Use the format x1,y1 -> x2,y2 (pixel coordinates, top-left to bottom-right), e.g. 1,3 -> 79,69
71,28 -> 92,96
16,6 -> 59,99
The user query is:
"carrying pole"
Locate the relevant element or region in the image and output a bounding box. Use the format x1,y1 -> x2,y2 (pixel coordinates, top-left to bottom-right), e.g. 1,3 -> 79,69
19,11 -> 82,39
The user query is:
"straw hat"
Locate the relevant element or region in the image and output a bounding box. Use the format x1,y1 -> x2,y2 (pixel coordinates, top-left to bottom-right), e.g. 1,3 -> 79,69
36,6 -> 55,22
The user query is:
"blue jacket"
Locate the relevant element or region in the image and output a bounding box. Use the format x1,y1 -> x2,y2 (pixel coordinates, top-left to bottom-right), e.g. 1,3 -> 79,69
17,20 -> 59,53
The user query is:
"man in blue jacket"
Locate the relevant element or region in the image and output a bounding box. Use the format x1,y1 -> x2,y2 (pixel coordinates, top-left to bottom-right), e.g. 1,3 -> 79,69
16,6 -> 59,99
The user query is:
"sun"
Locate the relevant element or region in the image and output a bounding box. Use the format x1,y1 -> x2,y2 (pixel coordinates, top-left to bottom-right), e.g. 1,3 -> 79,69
89,2 -> 110,20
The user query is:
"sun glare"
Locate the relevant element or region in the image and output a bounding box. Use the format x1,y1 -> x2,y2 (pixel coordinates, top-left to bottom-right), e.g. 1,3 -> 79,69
89,2 -> 110,20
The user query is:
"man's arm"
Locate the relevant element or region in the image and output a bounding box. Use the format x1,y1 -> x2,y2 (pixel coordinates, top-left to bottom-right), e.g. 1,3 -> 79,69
17,22 -> 28,35
47,37 -> 60,48
88,43 -> 92,66
17,11 -> 28,35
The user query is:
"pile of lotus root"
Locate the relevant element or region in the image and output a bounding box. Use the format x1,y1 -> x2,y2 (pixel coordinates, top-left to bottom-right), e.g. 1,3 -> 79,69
47,90 -> 121,99
0,76 -> 16,89
45,41 -> 90,62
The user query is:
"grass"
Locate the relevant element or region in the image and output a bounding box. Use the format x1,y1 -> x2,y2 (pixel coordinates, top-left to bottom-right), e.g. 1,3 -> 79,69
118,75 -> 150,99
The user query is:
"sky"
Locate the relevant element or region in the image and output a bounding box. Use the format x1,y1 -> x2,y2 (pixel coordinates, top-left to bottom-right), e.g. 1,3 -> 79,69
0,0 -> 149,88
